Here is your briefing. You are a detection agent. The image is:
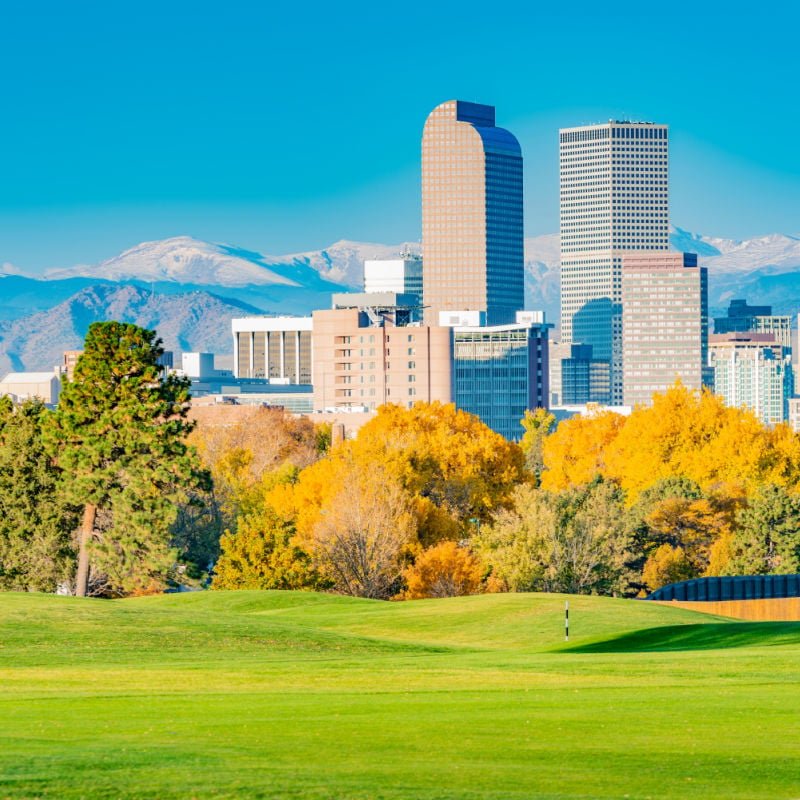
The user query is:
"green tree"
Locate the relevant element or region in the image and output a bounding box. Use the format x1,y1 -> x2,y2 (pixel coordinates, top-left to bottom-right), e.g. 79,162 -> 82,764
46,322 -> 209,596
212,506 -> 320,590
478,479 -> 633,596
475,483 -> 553,591
728,485 -> 800,574
0,398 -> 78,591
551,479 -> 633,595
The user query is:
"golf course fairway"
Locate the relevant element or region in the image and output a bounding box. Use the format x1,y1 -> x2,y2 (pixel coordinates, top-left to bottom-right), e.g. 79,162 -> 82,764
1,590 -> 798,799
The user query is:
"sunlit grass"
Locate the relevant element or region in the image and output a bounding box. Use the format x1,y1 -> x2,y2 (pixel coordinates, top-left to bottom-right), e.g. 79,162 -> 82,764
1,590 -> 799,799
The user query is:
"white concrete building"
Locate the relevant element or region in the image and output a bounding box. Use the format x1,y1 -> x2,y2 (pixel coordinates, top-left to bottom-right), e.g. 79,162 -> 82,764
560,121 -> 670,404
0,370 -> 61,405
363,255 -> 422,299
232,317 -> 313,382
709,334 -> 793,426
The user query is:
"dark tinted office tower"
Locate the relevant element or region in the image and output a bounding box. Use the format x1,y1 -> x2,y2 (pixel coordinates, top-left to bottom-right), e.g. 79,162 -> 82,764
422,100 -> 524,325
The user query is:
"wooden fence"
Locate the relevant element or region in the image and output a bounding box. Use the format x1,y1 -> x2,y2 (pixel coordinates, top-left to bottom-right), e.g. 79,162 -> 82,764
653,598 -> 800,621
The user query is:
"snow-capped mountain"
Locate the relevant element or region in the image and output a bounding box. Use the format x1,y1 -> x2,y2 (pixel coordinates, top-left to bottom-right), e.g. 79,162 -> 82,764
46,237 -> 304,287
282,240 -> 421,286
522,227 -> 800,320
3,227 -> 800,372
44,236 -> 421,290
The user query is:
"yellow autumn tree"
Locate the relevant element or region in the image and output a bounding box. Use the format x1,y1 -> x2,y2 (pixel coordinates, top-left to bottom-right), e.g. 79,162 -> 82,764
541,383 -> 800,503
541,407 -> 626,491
642,544 -> 695,592
402,541 -> 484,599
271,402 -> 526,546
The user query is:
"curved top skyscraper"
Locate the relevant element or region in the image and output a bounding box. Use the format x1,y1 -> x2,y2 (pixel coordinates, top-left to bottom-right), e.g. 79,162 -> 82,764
421,100 -> 524,325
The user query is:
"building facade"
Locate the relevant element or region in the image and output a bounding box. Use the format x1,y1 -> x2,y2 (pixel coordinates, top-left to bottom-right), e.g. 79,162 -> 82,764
232,317 -> 313,383
560,121 -> 670,404
622,252 -> 707,407
560,344 -> 612,405
0,371 -> 61,406
713,299 -> 792,349
311,307 -> 452,412
451,316 -> 549,441
422,100 -> 524,325
709,334 -> 793,426
364,255 -> 423,301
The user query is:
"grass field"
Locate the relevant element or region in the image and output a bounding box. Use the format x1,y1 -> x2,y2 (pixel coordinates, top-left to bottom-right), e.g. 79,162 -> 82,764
1,591 -> 799,799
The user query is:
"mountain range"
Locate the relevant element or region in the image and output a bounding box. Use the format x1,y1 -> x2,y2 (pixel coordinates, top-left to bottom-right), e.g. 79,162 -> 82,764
2,228 -> 799,372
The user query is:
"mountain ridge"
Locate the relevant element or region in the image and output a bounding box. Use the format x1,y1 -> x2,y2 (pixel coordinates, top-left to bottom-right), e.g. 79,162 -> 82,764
3,227 -> 800,372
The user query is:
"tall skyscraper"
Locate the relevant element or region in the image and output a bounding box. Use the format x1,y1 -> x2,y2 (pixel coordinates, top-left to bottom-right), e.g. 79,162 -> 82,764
560,121 -> 669,403
622,252 -> 707,407
422,100 -> 524,325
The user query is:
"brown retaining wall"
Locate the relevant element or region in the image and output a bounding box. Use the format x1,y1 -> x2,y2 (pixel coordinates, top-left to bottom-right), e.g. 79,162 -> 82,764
653,597 -> 800,621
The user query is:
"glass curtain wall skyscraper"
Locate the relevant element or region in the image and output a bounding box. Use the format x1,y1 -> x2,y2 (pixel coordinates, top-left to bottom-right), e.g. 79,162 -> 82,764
422,100 -> 524,325
559,121 -> 669,403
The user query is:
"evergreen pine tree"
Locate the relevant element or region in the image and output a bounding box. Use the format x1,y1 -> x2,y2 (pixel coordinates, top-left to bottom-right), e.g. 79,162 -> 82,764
46,322 -> 209,596
730,485 -> 800,574
0,398 -> 77,591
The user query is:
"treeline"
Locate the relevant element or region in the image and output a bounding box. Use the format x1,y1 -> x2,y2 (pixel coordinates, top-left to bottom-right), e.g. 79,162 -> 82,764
2,322 -> 799,599
206,387 -> 800,599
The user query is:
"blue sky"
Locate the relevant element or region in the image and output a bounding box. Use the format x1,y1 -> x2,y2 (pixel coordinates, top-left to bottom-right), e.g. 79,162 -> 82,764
1,0 -> 798,272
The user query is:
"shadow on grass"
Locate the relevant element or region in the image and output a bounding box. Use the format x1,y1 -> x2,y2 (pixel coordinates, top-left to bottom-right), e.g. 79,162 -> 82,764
563,622 -> 800,653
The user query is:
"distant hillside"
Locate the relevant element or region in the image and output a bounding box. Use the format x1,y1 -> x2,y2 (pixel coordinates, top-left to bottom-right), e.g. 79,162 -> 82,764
0,285 -> 262,373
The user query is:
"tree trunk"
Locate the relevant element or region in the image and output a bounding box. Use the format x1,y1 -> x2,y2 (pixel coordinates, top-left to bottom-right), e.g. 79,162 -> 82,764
75,503 -> 96,597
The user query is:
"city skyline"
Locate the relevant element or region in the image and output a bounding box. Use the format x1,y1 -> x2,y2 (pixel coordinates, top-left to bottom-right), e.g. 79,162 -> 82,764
2,1 -> 799,272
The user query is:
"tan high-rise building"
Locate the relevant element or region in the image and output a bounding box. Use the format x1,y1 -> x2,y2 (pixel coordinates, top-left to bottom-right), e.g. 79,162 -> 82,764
622,252 -> 707,407
312,307 -> 452,412
422,100 -> 524,326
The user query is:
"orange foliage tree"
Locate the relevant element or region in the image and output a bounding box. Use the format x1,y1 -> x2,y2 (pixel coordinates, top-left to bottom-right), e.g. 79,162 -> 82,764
402,541 -> 484,599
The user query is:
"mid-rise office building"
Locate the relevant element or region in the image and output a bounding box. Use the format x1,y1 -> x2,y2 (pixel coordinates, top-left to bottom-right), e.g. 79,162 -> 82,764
311,306 -> 452,412
560,121 -> 670,403
332,291 -> 421,324
422,100 -> 524,325
622,252 -> 707,407
709,333 -> 793,426
788,397 -> 800,433
62,350 -> 82,381
232,317 -> 313,383
713,299 -> 791,349
363,254 -> 423,301
450,312 -> 549,441
561,344 -> 612,405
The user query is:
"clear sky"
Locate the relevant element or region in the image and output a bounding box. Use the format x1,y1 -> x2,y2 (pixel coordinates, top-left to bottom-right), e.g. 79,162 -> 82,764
2,0 -> 798,272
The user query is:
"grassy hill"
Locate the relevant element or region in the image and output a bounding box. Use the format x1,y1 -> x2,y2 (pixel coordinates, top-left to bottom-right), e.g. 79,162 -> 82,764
1,591 -> 799,799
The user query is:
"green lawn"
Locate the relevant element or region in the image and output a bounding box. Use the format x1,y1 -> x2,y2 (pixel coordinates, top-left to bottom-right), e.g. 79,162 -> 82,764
1,591 -> 799,799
